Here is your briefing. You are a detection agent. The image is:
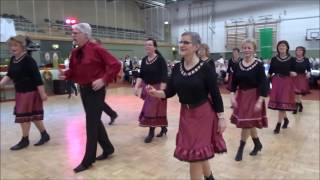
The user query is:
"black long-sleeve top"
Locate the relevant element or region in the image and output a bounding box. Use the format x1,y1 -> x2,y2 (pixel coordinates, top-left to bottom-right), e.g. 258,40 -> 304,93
231,59 -> 268,97
293,57 -> 311,74
268,55 -> 295,76
139,55 -> 168,84
227,57 -> 242,74
164,60 -> 224,113
6,53 -> 43,93
201,57 -> 216,74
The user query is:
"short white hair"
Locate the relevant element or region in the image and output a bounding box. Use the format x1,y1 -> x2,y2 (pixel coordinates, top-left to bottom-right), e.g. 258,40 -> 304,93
72,23 -> 92,38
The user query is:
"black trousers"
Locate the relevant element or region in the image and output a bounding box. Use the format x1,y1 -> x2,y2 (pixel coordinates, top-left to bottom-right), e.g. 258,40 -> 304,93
79,86 -> 114,166
66,80 -> 77,95
102,102 -> 117,118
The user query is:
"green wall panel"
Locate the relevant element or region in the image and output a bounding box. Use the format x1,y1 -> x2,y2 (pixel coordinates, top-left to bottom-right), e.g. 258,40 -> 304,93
260,28 -> 273,59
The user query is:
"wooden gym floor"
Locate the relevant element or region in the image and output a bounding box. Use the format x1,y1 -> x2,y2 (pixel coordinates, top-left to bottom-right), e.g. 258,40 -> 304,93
1,85 -> 319,180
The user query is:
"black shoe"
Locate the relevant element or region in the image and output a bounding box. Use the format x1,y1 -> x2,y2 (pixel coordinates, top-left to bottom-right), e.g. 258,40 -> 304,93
249,137 -> 263,156
274,122 -> 281,134
156,127 -> 168,137
293,103 -> 299,114
10,137 -> 29,150
292,109 -> 297,114
235,140 -> 246,161
282,118 -> 289,129
204,173 -> 215,180
96,153 -> 109,161
144,127 -> 155,143
298,102 -> 303,112
108,113 -> 118,125
73,164 -> 91,173
144,135 -> 154,143
34,130 -> 50,146
96,148 -> 114,160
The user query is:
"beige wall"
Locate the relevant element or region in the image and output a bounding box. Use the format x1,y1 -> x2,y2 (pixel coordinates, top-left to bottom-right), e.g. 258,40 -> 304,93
1,0 -> 145,31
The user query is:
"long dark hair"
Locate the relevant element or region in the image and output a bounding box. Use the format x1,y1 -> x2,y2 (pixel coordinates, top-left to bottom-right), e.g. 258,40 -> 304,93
146,38 -> 163,58
276,40 -> 290,55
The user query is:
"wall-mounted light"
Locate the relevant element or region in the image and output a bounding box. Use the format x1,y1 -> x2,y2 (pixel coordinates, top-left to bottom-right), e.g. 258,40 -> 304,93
65,17 -> 78,25
172,47 -> 176,51
164,21 -> 169,25
52,44 -> 59,49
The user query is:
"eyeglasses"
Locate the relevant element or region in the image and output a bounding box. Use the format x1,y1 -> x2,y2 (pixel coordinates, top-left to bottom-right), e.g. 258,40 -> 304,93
179,41 -> 192,45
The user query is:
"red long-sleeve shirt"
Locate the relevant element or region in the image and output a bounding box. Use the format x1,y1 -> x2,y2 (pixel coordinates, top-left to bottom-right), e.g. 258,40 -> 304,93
64,41 -> 121,85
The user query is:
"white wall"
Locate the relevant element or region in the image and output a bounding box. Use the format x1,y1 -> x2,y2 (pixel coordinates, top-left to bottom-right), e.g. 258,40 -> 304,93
144,6 -> 170,40
168,0 -> 320,53
0,0 -> 145,31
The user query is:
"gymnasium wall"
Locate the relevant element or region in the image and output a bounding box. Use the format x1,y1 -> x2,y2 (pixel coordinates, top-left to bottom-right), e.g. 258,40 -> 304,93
168,0 -> 319,57
0,0 -> 145,31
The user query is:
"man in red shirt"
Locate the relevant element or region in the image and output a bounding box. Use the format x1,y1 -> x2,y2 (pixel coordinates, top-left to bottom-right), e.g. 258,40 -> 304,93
59,23 -> 121,173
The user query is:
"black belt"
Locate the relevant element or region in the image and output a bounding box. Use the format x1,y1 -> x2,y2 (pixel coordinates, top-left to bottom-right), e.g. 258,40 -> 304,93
274,74 -> 289,77
79,83 -> 92,88
182,99 -> 208,109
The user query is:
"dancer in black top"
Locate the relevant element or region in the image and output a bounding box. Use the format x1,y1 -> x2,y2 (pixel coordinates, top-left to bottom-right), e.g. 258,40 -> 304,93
225,48 -> 242,91
0,35 -> 50,150
198,43 -> 216,74
134,38 -> 168,143
147,32 -> 226,180
268,40 -> 297,134
230,39 -> 268,161
292,46 -> 311,114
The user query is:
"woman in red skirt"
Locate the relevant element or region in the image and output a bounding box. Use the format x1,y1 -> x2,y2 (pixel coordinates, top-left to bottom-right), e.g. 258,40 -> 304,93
292,46 -> 311,114
268,40 -> 297,134
0,35 -> 50,150
134,38 -> 168,143
230,39 -> 268,161
147,32 -> 227,180
225,48 -> 242,91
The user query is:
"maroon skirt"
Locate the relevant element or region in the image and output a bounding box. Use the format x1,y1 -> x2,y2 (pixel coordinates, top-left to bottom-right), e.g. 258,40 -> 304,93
14,91 -> 44,123
225,73 -> 233,91
268,76 -> 296,111
174,101 -> 227,162
230,88 -> 268,128
139,83 -> 168,127
293,74 -> 310,95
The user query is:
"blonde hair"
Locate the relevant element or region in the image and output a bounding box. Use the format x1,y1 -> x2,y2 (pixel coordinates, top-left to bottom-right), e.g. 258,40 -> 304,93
8,35 -> 27,48
241,39 -> 257,51
198,43 -> 210,57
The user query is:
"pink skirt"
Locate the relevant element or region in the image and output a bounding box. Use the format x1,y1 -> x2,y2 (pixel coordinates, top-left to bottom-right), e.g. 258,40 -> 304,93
174,101 -> 227,162
14,91 -> 44,123
139,83 -> 168,127
293,74 -> 310,95
268,76 -> 296,111
230,88 -> 268,128
225,73 -> 233,91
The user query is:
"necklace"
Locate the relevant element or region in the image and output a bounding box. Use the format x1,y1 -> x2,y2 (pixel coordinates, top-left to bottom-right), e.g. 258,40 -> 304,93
239,58 -> 259,71
180,60 -> 204,76
276,55 -> 291,62
296,57 -> 304,63
13,52 -> 27,64
146,55 -> 158,65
